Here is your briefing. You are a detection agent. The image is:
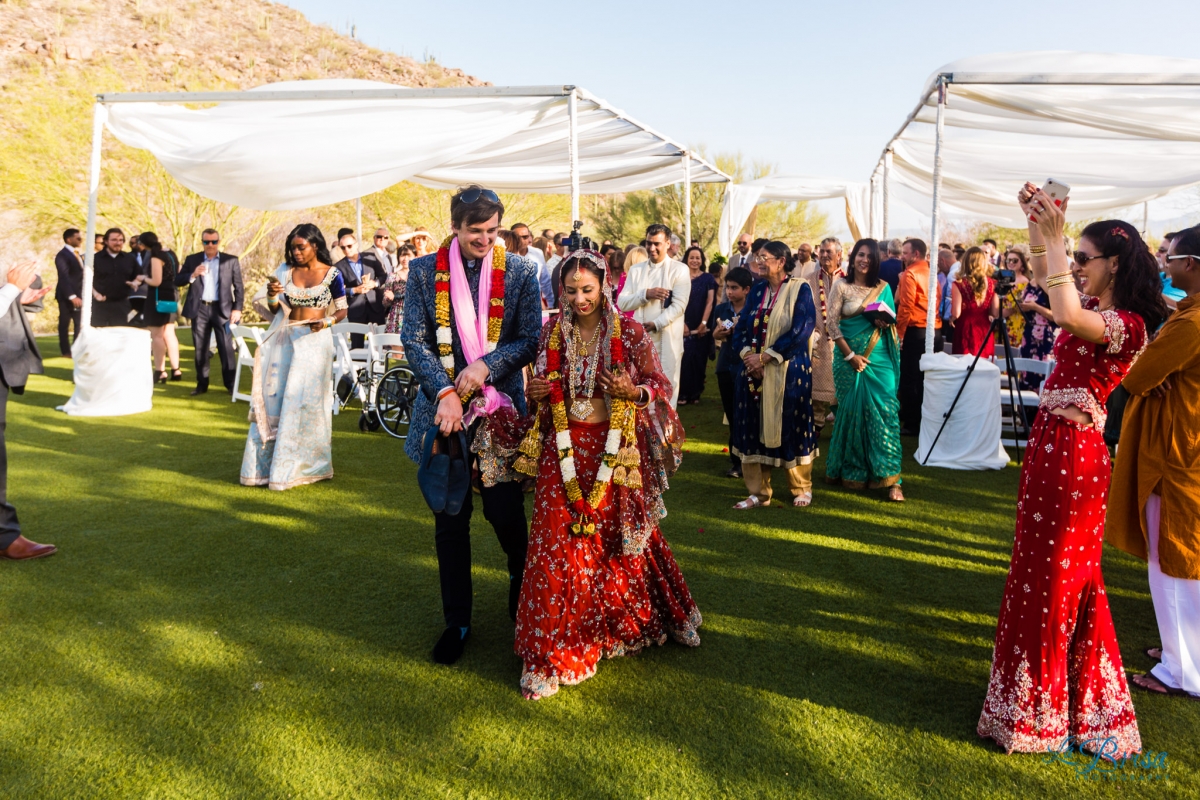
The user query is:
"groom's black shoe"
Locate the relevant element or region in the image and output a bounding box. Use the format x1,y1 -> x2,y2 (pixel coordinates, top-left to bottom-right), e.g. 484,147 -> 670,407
509,575 -> 522,622
432,627 -> 470,665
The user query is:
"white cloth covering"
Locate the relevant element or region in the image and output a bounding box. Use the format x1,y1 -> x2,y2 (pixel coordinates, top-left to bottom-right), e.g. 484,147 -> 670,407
617,258 -> 691,407
913,352 -> 1008,470
888,51 -> 1200,226
59,326 -> 153,416
102,80 -> 728,211
1147,493 -> 1200,696
717,177 -> 869,256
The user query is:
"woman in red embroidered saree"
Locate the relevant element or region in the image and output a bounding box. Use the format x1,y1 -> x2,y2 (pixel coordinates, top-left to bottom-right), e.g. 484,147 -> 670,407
512,249 -> 700,700
977,189 -> 1168,756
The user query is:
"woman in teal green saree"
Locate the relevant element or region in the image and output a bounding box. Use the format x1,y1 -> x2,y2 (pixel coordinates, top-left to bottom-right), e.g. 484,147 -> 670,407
825,238 -> 904,501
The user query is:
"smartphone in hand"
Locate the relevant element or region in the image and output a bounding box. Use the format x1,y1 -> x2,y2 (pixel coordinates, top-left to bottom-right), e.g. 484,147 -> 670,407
1042,178 -> 1071,207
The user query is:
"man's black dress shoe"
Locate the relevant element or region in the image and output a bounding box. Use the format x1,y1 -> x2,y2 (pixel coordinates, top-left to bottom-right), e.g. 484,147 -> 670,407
432,627 -> 470,665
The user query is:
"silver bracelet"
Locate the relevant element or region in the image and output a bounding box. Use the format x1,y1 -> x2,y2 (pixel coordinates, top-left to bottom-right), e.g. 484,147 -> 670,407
843,351 -> 857,361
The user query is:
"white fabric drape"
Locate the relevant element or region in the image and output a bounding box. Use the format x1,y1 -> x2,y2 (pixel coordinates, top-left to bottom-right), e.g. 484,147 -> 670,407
103,80 -> 728,210
913,353 -> 1009,470
717,184 -> 765,256
59,327 -> 154,416
888,51 -> 1200,226
717,176 -> 869,255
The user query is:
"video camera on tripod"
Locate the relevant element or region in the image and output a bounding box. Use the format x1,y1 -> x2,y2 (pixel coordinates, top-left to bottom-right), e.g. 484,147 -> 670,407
992,267 -> 1017,296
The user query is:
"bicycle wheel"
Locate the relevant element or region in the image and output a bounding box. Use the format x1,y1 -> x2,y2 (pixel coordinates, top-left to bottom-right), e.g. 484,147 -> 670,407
374,366 -> 419,439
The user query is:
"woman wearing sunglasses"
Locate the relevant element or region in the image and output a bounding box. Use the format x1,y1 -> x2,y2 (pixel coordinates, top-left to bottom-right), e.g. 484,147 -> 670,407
978,185 -> 1167,757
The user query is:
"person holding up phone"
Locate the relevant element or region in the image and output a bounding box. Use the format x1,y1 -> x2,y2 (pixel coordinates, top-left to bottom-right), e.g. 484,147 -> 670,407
977,182 -> 1168,757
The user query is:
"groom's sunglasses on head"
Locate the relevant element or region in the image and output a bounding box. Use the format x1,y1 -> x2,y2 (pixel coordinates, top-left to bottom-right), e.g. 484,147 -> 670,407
454,188 -> 500,205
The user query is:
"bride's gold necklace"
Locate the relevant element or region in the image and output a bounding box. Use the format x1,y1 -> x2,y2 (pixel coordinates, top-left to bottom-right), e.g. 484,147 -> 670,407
567,319 -> 603,419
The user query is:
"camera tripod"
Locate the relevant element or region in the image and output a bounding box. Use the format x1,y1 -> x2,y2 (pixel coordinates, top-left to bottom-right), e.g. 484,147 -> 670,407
921,287 -> 1031,466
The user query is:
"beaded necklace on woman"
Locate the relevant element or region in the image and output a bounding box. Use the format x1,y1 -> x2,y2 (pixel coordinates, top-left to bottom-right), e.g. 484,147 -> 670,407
747,276 -> 788,398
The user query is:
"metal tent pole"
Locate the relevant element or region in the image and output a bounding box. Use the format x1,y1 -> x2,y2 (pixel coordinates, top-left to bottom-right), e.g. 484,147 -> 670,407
568,89 -> 580,224
869,172 -> 877,239
1142,201 -> 1149,237
81,103 -> 107,332
682,151 -> 692,246
925,77 -> 947,356
882,150 -> 892,239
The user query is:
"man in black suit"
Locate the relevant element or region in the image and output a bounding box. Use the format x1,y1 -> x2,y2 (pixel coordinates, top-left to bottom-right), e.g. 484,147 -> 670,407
54,227 -> 85,356
334,229 -> 388,348
92,228 -> 141,327
176,228 -> 244,395
0,260 -> 56,561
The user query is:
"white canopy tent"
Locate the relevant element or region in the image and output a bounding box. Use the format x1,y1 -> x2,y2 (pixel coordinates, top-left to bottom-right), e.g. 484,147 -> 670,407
70,79 -> 729,414
717,176 -> 871,256
875,51 -> 1200,355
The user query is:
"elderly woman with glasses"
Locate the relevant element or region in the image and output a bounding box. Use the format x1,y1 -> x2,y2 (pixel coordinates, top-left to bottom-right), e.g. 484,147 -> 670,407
730,241 -> 818,508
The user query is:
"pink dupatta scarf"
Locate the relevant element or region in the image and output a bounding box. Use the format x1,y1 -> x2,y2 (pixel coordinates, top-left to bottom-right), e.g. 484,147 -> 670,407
448,237 -> 512,424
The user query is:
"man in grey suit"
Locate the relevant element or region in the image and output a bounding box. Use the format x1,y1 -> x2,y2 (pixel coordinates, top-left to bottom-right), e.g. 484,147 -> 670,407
728,233 -> 753,269
175,228 -> 244,395
0,260 -> 56,561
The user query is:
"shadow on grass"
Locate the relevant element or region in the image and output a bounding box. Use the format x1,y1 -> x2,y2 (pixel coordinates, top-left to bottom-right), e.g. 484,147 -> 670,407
3,345 -> 1195,797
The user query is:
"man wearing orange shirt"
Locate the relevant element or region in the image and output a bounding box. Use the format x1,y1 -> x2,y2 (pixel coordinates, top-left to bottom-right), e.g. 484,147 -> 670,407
895,238 -> 942,434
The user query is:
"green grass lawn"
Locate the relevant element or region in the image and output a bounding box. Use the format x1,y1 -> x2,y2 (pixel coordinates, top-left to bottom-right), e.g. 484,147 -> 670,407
2,331 -> 1196,799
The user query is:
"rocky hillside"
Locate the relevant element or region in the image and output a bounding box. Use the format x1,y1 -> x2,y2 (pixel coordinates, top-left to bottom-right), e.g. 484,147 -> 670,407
1,0 -> 485,92
0,0 -> 487,331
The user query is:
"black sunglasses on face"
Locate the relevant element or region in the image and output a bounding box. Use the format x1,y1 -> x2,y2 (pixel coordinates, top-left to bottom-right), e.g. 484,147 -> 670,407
1073,251 -> 1109,266
455,188 -> 500,205
203,239 -> 219,245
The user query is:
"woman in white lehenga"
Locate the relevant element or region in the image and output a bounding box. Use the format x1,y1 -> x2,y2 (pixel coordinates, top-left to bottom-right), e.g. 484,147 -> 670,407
241,224 -> 348,490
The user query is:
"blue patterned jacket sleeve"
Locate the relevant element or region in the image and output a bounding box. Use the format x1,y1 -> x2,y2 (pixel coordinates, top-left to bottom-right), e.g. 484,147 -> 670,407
400,254 -> 453,403
481,253 -> 541,385
767,282 -> 816,360
731,282 -> 761,356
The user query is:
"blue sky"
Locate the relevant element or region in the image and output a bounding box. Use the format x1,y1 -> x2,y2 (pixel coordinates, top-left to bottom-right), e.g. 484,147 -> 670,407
282,0 -> 1200,234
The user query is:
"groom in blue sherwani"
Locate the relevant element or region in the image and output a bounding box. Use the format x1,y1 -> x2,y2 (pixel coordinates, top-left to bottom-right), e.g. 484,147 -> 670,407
401,186 -> 541,665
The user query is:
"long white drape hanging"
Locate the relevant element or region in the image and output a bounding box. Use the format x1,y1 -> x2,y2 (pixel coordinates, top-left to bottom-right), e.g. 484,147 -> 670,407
717,176 -> 869,255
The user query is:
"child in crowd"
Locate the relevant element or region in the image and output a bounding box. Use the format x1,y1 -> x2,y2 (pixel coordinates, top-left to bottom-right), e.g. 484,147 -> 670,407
712,267 -> 753,478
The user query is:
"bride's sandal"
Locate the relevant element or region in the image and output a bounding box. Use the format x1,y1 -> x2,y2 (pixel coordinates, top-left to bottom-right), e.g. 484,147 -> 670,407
733,496 -> 763,510
888,485 -> 905,503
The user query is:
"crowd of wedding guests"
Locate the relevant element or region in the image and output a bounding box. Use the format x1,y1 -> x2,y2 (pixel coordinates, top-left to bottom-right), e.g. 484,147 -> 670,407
3,186 -> 1199,758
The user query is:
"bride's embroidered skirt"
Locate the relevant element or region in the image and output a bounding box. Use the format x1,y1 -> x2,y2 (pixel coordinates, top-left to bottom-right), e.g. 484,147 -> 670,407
514,419 -> 700,697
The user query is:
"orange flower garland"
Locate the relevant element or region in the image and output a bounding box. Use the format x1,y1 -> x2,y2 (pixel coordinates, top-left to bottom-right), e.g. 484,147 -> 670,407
515,314 -> 639,536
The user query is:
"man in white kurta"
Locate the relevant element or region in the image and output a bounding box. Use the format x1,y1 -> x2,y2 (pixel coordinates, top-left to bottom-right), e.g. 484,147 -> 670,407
618,224 -> 691,407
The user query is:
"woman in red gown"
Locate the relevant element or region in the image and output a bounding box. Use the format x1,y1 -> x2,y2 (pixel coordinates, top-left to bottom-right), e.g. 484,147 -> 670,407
513,248 -> 700,700
977,187 -> 1168,755
951,246 -> 999,358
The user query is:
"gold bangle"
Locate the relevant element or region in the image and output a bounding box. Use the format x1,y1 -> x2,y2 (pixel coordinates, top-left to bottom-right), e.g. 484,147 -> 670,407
1046,276 -> 1075,289
1029,245 -> 1047,256
1045,270 -> 1072,282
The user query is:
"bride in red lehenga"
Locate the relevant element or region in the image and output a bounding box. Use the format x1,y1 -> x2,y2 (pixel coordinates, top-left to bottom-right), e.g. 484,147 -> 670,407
511,247 -> 700,700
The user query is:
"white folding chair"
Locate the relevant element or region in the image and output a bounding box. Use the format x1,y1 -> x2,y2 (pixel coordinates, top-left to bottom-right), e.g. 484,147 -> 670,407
230,325 -> 265,403
998,357 -> 1054,448
367,331 -> 405,378
333,322 -> 372,366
